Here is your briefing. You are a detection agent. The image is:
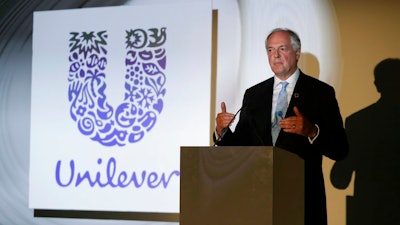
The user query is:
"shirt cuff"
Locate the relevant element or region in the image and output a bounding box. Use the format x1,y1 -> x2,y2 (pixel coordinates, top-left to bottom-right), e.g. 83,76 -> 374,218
308,124 -> 320,144
214,128 -> 221,139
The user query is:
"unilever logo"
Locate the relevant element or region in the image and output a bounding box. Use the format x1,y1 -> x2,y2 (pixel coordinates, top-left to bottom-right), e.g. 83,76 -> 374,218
68,28 -> 167,146
58,28 -> 178,190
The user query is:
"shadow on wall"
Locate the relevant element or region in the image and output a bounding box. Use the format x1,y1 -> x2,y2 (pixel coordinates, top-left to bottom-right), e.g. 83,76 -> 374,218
298,52 -> 320,80
330,58 -> 400,225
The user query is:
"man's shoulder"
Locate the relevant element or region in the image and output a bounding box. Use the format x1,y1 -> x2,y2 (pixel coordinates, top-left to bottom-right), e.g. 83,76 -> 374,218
298,71 -> 334,90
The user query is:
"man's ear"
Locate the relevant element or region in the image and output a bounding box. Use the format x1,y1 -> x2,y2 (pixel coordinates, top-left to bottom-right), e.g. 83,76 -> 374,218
296,49 -> 301,60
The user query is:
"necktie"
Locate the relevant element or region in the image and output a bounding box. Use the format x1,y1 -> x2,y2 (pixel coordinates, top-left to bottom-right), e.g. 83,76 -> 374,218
272,81 -> 289,145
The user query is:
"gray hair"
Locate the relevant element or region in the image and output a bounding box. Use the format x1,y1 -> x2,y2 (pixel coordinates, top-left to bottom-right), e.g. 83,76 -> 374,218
266,28 -> 301,51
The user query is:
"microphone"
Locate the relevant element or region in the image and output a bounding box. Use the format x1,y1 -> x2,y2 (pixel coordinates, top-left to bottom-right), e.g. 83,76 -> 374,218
213,105 -> 245,146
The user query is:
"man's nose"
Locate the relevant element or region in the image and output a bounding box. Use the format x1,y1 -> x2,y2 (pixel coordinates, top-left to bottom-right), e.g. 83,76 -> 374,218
273,50 -> 280,57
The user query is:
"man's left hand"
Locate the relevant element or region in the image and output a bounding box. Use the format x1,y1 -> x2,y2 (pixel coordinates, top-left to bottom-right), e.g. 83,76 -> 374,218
280,106 -> 318,138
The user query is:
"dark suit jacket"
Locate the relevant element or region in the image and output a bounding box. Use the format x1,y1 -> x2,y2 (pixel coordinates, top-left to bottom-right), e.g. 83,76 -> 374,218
216,71 -> 349,225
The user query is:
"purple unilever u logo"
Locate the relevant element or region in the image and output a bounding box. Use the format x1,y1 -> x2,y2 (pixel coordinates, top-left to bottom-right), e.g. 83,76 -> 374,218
67,28 -> 167,147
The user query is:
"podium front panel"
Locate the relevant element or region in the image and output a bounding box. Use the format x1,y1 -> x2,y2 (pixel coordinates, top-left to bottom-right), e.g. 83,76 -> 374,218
180,146 -> 304,225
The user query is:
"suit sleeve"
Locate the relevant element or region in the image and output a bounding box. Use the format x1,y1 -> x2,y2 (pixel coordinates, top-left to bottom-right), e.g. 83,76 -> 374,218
311,85 -> 349,160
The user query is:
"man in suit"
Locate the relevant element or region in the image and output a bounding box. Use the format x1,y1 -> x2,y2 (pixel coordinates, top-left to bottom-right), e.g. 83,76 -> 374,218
215,28 -> 349,225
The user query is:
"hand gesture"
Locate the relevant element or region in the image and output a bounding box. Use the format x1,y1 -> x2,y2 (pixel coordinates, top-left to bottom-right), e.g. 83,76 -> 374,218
215,102 -> 235,136
280,106 -> 318,137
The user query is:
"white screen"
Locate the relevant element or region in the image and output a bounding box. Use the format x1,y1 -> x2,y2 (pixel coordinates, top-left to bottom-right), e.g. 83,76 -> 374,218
30,2 -> 212,213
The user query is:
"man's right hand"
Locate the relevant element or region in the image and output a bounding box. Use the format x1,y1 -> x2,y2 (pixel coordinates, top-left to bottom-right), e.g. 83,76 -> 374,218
215,102 -> 235,136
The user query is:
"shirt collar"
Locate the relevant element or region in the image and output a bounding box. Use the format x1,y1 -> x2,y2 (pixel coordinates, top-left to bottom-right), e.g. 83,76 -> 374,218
273,68 -> 300,88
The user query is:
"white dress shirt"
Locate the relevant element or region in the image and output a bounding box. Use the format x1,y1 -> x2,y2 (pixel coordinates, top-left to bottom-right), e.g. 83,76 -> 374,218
271,69 -> 300,123
271,69 -> 319,143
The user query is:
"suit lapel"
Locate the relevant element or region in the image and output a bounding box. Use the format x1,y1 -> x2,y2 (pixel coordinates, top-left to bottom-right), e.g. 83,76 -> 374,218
252,79 -> 274,144
286,72 -> 306,118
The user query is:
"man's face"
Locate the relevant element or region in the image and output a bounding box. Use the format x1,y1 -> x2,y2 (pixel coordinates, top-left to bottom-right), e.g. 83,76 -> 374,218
266,31 -> 300,79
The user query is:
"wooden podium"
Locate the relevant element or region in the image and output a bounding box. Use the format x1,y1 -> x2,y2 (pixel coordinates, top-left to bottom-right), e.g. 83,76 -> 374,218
180,146 -> 304,225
